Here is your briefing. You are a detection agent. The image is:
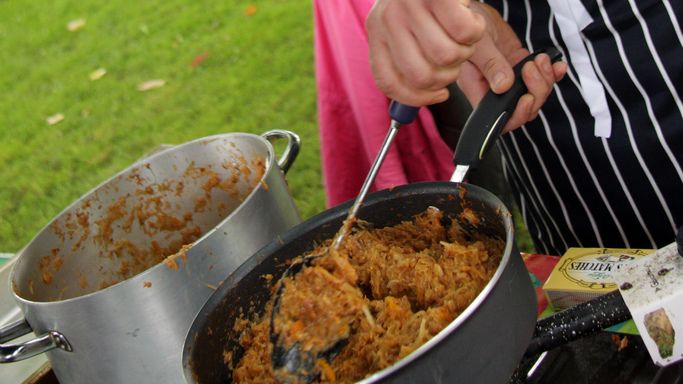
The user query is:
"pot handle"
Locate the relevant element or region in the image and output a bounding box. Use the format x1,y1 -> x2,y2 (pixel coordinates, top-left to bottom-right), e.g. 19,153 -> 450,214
509,291 -> 631,382
262,130 -> 301,174
0,319 -> 72,363
524,290 -> 631,357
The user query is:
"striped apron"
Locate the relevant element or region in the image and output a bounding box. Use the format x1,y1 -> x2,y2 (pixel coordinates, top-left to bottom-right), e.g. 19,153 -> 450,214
483,0 -> 683,254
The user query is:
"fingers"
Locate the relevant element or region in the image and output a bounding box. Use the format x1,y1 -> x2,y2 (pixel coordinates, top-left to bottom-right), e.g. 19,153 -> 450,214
366,0 -> 486,106
384,8 -> 466,92
502,94 -> 536,134
368,25 -> 450,106
410,2 -> 479,69
468,37 -> 524,94
430,0 -> 486,46
455,60 -> 489,106
552,60 -> 569,82
502,54 -> 568,132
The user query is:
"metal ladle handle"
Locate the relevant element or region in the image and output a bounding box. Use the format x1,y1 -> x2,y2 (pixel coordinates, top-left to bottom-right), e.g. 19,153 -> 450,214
0,319 -> 72,363
345,101 -> 419,220
330,101 -> 419,250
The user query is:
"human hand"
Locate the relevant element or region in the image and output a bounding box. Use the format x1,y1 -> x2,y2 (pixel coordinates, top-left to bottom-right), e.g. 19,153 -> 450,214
458,3 -> 567,132
366,0 -> 487,106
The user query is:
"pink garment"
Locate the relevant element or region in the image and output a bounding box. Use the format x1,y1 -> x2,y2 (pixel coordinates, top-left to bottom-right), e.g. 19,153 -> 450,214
314,0 -> 455,208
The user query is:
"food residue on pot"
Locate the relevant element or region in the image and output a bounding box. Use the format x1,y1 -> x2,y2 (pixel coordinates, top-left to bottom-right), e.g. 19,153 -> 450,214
79,273 -> 89,290
260,274 -> 273,282
459,207 -> 480,225
71,210 -> 90,251
39,248 -> 63,285
164,244 -> 193,272
20,143 -> 266,302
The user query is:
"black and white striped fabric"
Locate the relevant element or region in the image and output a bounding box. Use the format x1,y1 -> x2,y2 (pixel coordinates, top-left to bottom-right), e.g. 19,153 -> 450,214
481,0 -> 683,255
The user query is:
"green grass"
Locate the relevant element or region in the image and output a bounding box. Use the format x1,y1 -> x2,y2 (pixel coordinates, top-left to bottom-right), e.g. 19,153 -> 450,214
0,0 -> 537,255
0,0 -> 324,252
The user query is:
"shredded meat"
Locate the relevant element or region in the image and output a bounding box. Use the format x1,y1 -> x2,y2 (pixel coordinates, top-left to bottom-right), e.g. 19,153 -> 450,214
274,259 -> 365,353
232,207 -> 503,383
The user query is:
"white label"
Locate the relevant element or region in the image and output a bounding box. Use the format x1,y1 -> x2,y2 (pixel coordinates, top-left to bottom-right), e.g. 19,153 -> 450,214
613,243 -> 683,366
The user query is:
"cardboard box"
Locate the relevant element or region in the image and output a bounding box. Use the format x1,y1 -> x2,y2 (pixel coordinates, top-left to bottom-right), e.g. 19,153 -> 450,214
542,247 -> 653,311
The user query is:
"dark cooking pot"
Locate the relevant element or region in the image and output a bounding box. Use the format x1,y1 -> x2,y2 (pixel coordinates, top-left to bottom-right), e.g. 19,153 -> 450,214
182,181 -> 537,383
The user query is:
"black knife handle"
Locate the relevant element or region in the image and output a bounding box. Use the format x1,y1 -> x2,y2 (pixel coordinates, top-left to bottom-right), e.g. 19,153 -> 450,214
452,47 -> 563,170
524,290 -> 632,357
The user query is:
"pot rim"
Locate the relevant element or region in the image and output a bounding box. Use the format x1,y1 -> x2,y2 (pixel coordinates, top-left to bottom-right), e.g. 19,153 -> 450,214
11,132 -> 278,306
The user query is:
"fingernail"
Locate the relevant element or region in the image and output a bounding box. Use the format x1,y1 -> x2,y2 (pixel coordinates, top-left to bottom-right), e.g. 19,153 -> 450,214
431,90 -> 450,104
493,72 -> 506,90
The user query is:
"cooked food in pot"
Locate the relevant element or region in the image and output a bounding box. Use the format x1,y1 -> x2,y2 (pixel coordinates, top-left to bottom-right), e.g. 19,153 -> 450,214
231,207 -> 503,383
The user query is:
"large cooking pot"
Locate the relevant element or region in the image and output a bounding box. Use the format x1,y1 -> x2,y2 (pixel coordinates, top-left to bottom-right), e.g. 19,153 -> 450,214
0,130 -> 302,383
182,181 -> 538,383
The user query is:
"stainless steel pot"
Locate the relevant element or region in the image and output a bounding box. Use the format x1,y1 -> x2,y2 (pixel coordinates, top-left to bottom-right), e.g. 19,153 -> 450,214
182,182 -> 537,383
0,130 -> 302,383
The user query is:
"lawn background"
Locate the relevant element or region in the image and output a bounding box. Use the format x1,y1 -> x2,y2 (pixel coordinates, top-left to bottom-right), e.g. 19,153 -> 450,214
0,0 -> 325,253
0,0 -> 534,255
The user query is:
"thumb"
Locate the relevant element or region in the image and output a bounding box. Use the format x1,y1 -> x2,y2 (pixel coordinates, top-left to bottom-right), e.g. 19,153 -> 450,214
468,37 -> 515,94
